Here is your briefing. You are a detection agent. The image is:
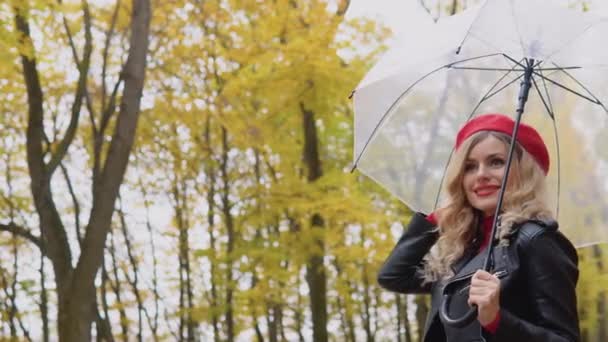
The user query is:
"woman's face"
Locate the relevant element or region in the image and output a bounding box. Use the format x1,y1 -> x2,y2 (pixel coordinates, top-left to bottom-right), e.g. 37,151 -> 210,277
462,135 -> 508,217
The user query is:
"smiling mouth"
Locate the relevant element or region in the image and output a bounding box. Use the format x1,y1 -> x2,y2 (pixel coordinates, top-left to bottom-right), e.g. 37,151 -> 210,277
475,187 -> 499,197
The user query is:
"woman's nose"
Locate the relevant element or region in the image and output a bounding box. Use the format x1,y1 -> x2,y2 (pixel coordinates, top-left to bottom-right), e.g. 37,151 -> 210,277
475,163 -> 491,178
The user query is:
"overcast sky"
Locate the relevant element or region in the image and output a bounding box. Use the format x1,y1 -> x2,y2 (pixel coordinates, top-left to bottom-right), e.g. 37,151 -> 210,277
346,0 -> 435,36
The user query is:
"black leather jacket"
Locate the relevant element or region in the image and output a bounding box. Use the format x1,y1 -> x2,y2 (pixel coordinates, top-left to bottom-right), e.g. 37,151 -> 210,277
378,213 -> 580,342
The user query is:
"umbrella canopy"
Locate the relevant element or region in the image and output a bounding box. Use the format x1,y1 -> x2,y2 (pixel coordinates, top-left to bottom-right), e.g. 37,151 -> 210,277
353,0 -> 608,248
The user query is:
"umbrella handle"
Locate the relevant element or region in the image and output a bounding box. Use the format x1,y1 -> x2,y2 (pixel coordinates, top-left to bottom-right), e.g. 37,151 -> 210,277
439,293 -> 478,328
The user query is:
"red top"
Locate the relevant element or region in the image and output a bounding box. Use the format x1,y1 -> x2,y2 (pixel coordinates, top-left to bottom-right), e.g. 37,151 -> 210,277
478,216 -> 494,251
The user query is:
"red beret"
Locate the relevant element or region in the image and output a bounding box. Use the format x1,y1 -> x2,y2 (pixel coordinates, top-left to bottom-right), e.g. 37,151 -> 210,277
455,114 -> 550,174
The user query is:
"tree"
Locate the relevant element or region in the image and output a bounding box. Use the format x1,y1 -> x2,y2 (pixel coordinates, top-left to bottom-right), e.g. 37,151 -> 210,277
1,0 -> 151,339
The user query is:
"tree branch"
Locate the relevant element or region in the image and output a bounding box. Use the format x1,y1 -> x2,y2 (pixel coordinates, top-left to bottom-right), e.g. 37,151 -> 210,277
47,0 -> 94,175
94,0 -> 124,179
14,4 -> 47,184
0,222 -> 43,252
59,163 -> 82,246
76,0 -> 151,292
101,0 -> 122,112
15,0 -> 73,284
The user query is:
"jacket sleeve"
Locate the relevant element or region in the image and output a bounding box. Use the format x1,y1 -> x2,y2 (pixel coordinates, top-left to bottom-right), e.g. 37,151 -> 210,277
492,229 -> 580,342
377,212 -> 439,294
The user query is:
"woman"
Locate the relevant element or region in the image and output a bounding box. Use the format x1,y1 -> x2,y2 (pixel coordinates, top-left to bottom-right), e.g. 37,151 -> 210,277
378,114 -> 579,341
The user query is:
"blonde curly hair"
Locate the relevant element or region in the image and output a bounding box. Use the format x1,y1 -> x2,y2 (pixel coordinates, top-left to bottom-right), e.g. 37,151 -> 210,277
422,131 -> 554,282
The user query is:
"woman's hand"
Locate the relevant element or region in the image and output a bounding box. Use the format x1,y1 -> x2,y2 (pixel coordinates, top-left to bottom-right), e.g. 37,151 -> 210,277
468,270 -> 500,325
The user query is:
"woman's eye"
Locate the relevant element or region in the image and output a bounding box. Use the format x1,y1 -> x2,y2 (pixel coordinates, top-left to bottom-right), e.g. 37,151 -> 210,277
490,158 -> 505,167
464,163 -> 477,172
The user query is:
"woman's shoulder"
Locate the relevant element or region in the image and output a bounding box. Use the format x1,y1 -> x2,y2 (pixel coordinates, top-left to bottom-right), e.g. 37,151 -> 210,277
513,218 -> 558,241
510,219 -> 577,260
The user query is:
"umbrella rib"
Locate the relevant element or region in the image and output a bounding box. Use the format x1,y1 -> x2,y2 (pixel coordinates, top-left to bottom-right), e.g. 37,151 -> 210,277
550,62 -> 599,100
531,74 -> 560,213
454,55 -> 540,73
449,66 -> 580,72
449,67 -> 526,72
538,68 -> 555,115
455,1 -> 491,54
536,68 -> 561,217
352,53 -> 505,170
446,53 -> 508,67
434,146 -> 454,210
502,54 -> 526,69
456,56 -> 530,105
534,67 -> 581,71
469,56 -> 527,103
502,55 -> 544,71
433,59 -> 526,208
531,74 -> 555,119
483,73 -> 525,100
549,62 -> 608,115
532,72 -> 600,105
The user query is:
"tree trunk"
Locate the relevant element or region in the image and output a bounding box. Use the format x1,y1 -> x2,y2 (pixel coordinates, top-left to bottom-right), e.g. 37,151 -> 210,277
15,0 -> 151,339
117,201 -> 144,342
301,103 -> 328,342
294,274 -> 306,342
5,239 -> 18,338
109,231 -> 129,341
593,245 -> 607,341
138,178 -> 160,340
40,253 -> 50,342
397,294 -> 413,342
415,296 -> 429,342
220,126 -> 236,341
361,257 -> 374,342
203,117 -> 221,342
173,172 -> 196,342
396,294 -> 404,342
99,264 -> 115,341
333,258 -> 355,342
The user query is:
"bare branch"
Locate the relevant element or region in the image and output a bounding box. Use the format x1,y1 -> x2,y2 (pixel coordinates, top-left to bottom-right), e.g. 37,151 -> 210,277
47,0 -> 94,175
59,0 -> 82,65
59,163 -> 82,245
99,75 -> 123,136
117,195 -> 147,341
101,0 -> 122,111
0,222 -> 43,252
135,171 -> 160,336
99,264 -> 115,340
94,74 -> 124,183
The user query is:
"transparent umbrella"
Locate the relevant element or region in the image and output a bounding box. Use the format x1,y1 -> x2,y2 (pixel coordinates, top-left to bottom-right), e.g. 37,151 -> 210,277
353,0 -> 608,248
352,0 -> 608,327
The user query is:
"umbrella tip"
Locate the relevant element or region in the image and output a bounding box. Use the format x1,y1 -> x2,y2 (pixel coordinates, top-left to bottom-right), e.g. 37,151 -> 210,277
348,90 -> 355,99
455,46 -> 461,55
349,163 -> 357,173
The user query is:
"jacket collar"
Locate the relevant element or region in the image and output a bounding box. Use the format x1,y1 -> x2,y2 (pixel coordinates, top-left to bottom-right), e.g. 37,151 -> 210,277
448,213 -> 495,278
449,248 -> 488,280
